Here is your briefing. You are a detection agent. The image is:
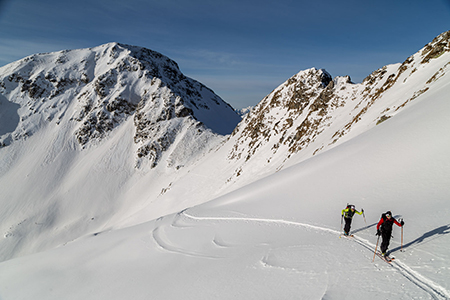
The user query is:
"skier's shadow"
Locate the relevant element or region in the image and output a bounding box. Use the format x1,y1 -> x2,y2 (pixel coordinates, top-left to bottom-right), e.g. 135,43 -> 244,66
352,222 -> 377,234
351,214 -> 402,235
390,224 -> 450,253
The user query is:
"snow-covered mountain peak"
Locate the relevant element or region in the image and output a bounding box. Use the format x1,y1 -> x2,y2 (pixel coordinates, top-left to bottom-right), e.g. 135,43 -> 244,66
0,43 -> 240,168
0,42 -> 242,260
224,66 -> 341,176
287,67 -> 332,87
221,32 -> 450,185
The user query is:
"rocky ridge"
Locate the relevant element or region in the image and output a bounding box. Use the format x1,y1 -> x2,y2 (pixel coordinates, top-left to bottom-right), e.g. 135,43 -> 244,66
224,30 -> 450,182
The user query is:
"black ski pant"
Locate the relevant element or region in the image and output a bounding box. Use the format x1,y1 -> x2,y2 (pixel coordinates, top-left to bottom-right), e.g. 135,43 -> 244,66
380,231 -> 392,254
343,217 -> 352,234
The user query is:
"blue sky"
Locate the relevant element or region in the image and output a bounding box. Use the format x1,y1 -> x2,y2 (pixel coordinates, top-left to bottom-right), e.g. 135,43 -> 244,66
0,0 -> 449,109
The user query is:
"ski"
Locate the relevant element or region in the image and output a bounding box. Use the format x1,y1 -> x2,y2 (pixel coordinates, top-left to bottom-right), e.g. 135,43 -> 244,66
376,252 -> 395,263
339,234 -> 354,238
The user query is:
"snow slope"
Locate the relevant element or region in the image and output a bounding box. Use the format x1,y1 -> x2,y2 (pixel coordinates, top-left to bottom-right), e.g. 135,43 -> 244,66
0,42 -> 240,260
0,53 -> 449,299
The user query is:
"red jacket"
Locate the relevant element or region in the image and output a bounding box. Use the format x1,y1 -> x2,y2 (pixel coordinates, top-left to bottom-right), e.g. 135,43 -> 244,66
377,216 -> 401,233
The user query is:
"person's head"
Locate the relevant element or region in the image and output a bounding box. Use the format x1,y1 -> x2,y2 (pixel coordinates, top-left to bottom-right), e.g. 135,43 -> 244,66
386,211 -> 392,218
350,205 -> 355,211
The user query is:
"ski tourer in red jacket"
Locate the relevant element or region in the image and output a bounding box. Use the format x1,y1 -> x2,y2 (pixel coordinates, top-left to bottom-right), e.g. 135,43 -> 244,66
376,211 -> 404,256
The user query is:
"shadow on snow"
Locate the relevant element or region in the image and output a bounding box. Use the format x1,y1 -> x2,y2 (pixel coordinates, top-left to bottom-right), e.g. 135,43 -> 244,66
391,224 -> 450,253
351,214 -> 402,235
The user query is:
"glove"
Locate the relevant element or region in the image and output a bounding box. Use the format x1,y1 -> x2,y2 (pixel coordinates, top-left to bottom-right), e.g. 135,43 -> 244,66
376,229 -> 381,236
361,208 -> 364,213
400,220 -> 405,226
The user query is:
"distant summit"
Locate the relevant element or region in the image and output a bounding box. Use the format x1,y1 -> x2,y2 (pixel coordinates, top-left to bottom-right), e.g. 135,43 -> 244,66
235,106 -> 254,117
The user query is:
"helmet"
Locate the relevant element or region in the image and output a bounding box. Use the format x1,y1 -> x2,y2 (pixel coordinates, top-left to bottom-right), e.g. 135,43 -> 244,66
386,211 -> 392,217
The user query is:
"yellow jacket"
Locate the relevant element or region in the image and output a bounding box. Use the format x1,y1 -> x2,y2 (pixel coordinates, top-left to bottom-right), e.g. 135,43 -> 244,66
342,207 -> 363,219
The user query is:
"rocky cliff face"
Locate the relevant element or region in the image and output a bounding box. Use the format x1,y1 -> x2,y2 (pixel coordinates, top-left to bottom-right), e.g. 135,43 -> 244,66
0,43 -> 241,168
228,68 -> 335,161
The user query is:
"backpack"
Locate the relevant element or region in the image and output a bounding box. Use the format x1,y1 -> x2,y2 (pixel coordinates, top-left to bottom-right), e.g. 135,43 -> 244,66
343,204 -> 355,218
380,213 -> 394,232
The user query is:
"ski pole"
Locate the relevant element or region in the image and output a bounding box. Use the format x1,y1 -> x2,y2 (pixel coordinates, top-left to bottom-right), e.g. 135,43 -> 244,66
401,220 -> 404,251
372,235 -> 380,262
362,209 -> 367,224
340,214 -> 343,232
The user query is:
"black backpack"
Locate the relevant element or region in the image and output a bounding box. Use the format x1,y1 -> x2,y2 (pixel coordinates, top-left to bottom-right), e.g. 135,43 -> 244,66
380,213 -> 394,232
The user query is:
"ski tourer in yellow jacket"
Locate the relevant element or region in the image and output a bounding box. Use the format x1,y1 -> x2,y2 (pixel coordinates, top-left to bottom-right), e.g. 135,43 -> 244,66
341,205 -> 363,236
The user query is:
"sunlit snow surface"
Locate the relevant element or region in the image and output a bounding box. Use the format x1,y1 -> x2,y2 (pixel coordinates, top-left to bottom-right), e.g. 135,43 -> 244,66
0,71 -> 449,299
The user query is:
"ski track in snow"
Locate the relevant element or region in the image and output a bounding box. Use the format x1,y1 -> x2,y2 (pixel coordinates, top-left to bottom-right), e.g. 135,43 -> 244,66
174,210 -> 450,300
350,236 -> 450,300
151,218 -> 224,259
